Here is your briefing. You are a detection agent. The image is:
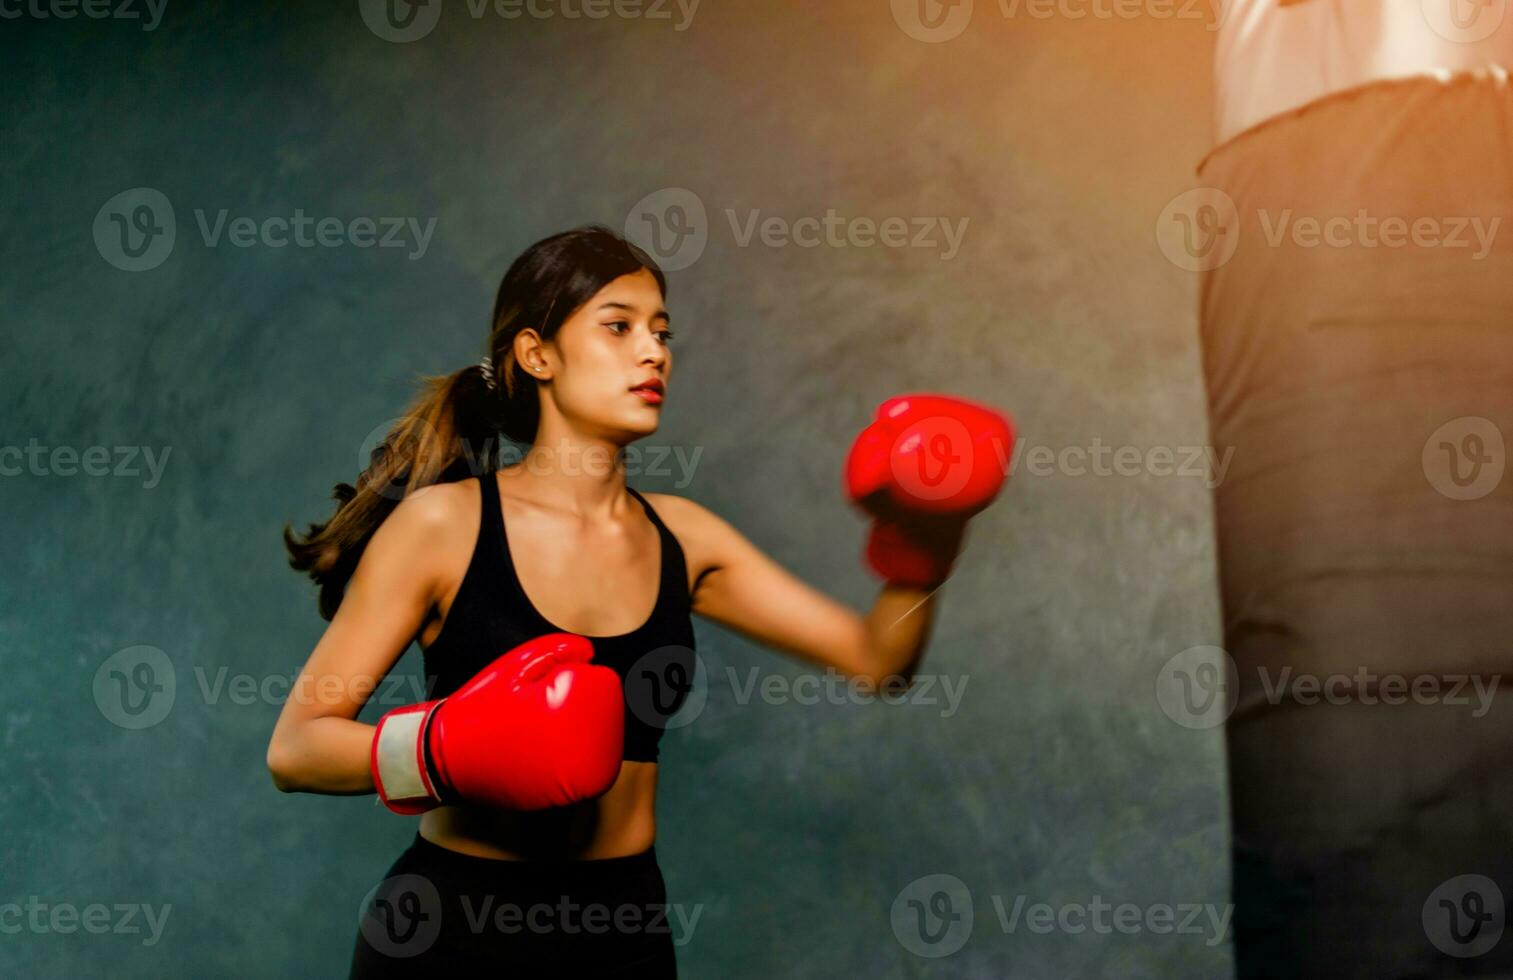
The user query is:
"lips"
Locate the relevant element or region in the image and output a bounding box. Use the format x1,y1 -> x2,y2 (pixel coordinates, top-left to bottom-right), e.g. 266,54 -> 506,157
631,379 -> 665,404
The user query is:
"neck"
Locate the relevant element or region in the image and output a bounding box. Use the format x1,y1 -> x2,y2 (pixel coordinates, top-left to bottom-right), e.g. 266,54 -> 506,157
506,433 -> 631,519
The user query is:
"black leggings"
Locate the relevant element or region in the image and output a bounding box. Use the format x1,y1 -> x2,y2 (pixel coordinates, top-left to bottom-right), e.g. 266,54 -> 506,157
348,833 -> 679,978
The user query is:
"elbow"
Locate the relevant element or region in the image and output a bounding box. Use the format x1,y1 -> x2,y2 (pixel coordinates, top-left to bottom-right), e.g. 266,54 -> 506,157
851,636 -> 921,700
858,666 -> 917,700
265,739 -> 301,794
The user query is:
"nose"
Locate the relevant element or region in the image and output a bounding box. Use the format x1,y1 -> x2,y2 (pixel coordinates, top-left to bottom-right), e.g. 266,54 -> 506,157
635,330 -> 667,369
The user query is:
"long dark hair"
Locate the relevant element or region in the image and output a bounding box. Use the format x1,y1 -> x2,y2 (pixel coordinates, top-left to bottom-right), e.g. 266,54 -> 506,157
283,224 -> 668,620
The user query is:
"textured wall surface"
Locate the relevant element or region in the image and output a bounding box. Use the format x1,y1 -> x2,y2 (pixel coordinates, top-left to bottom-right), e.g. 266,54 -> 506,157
3,3 -> 1227,976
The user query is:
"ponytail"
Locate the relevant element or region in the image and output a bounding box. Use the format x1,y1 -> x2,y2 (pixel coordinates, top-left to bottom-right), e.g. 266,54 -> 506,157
282,364 -> 509,621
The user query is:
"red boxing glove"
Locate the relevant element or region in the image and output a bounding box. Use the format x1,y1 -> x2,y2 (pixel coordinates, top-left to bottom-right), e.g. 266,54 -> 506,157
371,633 -> 624,814
845,393 -> 1016,589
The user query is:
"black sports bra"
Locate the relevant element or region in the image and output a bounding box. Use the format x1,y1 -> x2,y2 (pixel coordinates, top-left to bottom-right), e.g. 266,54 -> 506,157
421,472 -> 698,763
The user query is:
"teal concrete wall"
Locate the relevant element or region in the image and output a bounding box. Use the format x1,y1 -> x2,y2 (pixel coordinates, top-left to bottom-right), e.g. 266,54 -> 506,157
3,3 -> 1227,975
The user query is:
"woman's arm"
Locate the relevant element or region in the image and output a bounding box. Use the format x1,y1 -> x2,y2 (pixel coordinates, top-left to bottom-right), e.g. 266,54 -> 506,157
662,496 -> 937,690
657,397 -> 1010,693
265,484 -> 460,794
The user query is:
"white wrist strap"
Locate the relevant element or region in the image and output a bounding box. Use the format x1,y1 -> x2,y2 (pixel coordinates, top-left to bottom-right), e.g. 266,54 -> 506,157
372,701 -> 443,813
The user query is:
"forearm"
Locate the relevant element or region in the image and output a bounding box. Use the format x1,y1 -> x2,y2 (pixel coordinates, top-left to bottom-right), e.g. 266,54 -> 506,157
266,716 -> 377,796
858,584 -> 940,687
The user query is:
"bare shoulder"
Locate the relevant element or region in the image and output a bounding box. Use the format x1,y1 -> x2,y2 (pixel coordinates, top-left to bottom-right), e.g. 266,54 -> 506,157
637,492 -> 735,580
363,478 -> 480,583
637,491 -> 720,536
394,478 -> 477,535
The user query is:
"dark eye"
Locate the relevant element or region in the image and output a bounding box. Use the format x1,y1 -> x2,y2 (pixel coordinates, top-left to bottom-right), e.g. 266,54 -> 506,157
607,320 -> 631,334
657,329 -> 675,345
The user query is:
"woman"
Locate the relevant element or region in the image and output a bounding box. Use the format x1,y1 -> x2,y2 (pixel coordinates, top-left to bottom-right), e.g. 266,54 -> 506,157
266,225 -> 1011,977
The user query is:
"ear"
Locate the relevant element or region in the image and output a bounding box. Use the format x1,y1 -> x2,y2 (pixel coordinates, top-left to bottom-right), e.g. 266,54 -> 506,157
512,329 -> 554,381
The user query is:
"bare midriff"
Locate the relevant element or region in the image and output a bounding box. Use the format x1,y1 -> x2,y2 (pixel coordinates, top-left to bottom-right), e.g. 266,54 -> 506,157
418,760 -> 658,861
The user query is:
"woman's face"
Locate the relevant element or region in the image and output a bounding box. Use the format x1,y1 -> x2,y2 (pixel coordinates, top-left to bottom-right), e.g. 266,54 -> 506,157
528,268 -> 672,444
